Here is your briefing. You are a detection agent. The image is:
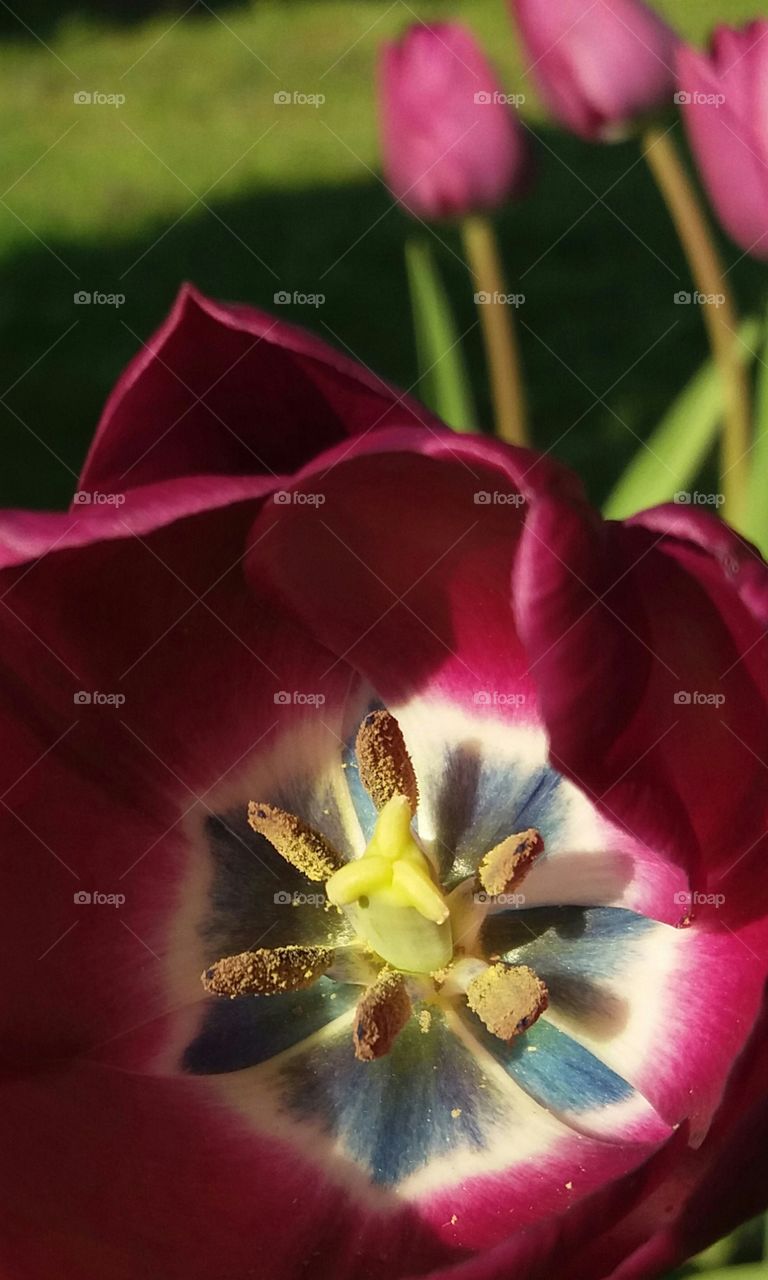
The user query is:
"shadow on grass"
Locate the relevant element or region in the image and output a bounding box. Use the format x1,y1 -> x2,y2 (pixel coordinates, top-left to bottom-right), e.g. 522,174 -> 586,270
0,127 -> 761,510
0,0 -> 249,39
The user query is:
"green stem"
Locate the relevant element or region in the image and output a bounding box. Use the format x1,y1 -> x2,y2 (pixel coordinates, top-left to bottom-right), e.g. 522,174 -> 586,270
642,126 -> 752,524
461,214 -> 529,447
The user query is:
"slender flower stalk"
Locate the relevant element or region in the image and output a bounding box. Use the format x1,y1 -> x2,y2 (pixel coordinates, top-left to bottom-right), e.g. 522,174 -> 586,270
642,126 -> 751,521
462,214 -> 529,447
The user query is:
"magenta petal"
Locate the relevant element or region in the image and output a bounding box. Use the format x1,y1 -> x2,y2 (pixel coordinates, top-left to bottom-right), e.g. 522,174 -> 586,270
678,27 -> 768,260
514,490 -> 768,886
378,23 -> 533,220
0,1064 -> 463,1280
79,284 -> 438,494
0,496 -> 363,1069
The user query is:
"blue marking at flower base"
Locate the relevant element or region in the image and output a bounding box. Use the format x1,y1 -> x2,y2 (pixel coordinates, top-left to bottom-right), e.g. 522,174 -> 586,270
183,978 -> 359,1075
277,1008 -> 505,1185
462,1007 -> 632,1114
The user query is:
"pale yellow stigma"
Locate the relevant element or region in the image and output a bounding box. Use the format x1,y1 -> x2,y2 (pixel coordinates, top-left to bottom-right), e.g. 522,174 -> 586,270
326,795 -> 448,924
325,794 -> 452,973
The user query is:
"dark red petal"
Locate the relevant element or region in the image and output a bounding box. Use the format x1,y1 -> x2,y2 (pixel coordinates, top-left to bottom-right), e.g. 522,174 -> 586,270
79,284 -> 438,494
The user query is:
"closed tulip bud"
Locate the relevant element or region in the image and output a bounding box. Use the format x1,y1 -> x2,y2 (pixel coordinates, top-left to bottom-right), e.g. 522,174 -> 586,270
509,0 -> 679,141
378,22 -> 533,220
677,22 -> 768,260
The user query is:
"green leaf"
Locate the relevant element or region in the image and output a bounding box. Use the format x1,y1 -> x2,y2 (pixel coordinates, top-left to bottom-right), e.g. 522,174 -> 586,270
405,237 -> 478,432
742,312 -> 768,557
603,317 -> 760,520
685,1270 -> 768,1279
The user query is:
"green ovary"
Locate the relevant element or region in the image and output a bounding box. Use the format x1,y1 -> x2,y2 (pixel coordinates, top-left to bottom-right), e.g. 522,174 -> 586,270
325,794 -> 453,974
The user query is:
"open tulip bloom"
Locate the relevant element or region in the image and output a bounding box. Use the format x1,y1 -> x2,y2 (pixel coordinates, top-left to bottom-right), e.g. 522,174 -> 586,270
4,285 -> 768,1280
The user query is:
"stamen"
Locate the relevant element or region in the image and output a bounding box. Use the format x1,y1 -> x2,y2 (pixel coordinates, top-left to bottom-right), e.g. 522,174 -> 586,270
478,828 -> 543,898
202,945 -> 334,997
466,963 -> 548,1042
353,967 -> 413,1061
356,710 -> 419,813
248,802 -> 342,881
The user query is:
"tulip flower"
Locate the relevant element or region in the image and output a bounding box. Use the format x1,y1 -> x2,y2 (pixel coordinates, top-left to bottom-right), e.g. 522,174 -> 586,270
378,22 -> 531,220
379,23 -> 533,447
3,285 -> 768,1280
509,0 -> 679,141
678,21 -> 768,261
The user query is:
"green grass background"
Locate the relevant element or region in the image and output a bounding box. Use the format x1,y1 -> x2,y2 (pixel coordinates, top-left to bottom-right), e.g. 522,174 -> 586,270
0,0 -> 764,512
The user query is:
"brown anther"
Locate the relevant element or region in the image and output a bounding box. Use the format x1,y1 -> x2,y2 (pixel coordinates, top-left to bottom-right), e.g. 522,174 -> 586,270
478,828 -> 543,898
353,967 -> 412,1061
355,710 -> 419,814
466,963 -> 548,1042
202,945 -> 335,998
247,802 -> 342,881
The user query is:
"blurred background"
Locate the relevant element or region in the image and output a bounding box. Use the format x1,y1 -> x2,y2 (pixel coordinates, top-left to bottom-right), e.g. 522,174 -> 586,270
1,0 -> 765,512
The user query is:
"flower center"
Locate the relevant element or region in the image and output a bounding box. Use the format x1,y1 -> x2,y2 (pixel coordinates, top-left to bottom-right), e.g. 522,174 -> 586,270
325,793 -> 453,974
201,708 -> 551,1062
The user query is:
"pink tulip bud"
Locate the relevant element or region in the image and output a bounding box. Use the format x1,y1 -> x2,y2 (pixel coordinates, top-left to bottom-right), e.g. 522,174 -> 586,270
509,0 -> 679,141
677,22 -> 768,261
378,23 -> 533,220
